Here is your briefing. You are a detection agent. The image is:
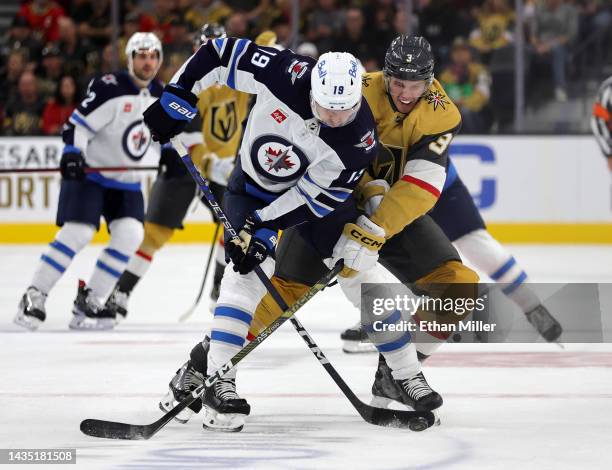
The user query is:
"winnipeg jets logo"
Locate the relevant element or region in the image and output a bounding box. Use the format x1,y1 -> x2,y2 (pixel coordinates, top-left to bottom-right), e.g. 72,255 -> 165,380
265,146 -> 295,172
122,120 -> 151,161
251,135 -> 308,182
288,60 -> 308,84
354,129 -> 376,152
424,90 -> 449,111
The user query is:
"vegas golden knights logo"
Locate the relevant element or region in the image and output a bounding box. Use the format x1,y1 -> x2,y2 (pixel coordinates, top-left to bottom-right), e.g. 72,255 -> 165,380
210,101 -> 238,142
372,144 -> 404,185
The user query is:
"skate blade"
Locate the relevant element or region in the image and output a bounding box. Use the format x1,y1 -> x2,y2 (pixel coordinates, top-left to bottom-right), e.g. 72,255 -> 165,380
202,405 -> 246,432
158,392 -> 194,424
13,313 -> 42,331
342,340 -> 377,354
69,314 -> 115,330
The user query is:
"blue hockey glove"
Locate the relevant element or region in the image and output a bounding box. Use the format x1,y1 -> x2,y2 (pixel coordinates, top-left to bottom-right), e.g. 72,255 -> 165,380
60,147 -> 86,180
143,84 -> 198,144
227,215 -> 278,275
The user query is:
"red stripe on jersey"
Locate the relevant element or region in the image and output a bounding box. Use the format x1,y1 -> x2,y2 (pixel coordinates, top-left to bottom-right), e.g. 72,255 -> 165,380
401,175 -> 441,198
135,250 -> 153,262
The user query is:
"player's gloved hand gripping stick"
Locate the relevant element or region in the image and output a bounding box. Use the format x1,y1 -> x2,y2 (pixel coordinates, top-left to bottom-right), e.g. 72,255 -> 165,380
79,138 -> 435,440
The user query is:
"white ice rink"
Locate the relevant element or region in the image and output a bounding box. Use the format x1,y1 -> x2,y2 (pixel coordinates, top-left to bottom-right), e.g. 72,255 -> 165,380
1,243 -> 612,469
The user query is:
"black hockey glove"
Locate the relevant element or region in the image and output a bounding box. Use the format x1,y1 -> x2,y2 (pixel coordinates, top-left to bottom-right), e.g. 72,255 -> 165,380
60,149 -> 86,180
143,84 -> 198,144
227,215 -> 278,275
158,145 -> 187,179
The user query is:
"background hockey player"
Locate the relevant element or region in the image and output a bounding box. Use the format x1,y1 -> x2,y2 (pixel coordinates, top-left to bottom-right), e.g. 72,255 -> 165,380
592,75 -> 612,172
142,35 -> 378,431
14,32 -> 164,331
104,26 -> 279,322
158,36 -> 481,427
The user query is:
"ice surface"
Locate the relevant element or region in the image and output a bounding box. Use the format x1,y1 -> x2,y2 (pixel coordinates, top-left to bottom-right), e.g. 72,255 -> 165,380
1,244 -> 611,469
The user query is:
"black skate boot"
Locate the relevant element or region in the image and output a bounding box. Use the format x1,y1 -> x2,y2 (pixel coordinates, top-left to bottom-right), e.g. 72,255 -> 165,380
69,280 -> 115,330
525,304 -> 562,342
104,286 -> 129,324
371,355 -> 443,412
202,377 -> 251,432
159,337 -> 209,423
340,322 -> 376,353
14,286 -> 47,331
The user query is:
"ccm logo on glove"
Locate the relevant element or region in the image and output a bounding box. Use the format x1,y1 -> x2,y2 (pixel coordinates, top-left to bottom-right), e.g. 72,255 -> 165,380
348,226 -> 384,249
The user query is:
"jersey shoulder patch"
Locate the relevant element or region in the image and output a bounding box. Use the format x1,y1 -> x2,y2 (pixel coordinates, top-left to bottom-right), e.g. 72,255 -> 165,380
78,72 -> 139,116
414,80 -> 461,135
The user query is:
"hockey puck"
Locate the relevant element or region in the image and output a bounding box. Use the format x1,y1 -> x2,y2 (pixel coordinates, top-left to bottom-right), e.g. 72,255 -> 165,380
408,416 -> 430,432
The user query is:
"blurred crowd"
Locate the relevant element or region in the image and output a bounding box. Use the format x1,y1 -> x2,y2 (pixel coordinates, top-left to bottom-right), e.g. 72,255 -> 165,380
1,0 -> 611,136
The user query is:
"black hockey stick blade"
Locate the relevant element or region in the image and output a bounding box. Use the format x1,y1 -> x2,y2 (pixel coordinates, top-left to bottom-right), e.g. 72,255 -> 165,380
80,395 -> 197,440
358,404 -> 435,431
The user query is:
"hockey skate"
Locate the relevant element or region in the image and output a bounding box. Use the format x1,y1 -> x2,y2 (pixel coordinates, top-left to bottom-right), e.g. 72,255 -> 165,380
14,286 -> 47,331
104,286 -> 129,325
202,377 -> 251,432
371,355 -> 442,418
159,337 -> 209,423
340,322 -> 377,353
69,280 -> 115,330
525,304 -> 562,342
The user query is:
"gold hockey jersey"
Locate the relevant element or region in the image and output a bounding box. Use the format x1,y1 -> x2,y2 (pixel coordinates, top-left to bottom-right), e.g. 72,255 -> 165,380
360,71 -> 461,238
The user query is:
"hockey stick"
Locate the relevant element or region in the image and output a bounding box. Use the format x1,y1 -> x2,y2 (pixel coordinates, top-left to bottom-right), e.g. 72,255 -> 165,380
81,261 -> 345,439
178,221 -> 221,322
79,139 -> 433,439
0,166 -> 158,174
166,138 -> 434,432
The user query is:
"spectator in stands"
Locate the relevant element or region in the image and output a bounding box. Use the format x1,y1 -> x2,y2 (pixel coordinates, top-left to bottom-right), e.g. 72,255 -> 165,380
225,12 -> 250,36
16,0 -> 66,43
57,17 -> 88,78
36,44 -> 65,99
139,0 -> 179,44
185,0 -> 233,32
305,0 -> 345,54
333,7 -> 379,69
414,0 -> 461,67
469,0 -> 514,64
393,7 -> 419,37
2,71 -> 45,136
0,15 -> 43,68
0,50 -> 28,107
42,74 -> 79,135
77,0 -> 112,48
528,0 -> 578,102
439,37 -> 492,133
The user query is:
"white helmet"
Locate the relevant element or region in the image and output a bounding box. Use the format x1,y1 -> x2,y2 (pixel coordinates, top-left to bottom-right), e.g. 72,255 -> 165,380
310,52 -> 362,127
125,32 -> 163,78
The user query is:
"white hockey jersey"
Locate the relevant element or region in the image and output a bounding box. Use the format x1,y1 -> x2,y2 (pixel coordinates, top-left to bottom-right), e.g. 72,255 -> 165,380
63,71 -> 164,191
592,75 -> 612,157
170,38 -> 378,229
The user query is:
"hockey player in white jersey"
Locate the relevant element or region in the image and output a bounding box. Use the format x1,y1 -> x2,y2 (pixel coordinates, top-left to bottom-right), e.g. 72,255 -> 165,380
143,38 -> 379,431
592,75 -> 612,171
14,32 -> 165,331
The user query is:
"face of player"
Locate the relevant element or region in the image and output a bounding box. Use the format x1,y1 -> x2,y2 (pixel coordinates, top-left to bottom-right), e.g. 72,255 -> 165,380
387,77 -> 428,114
132,50 -> 160,82
311,99 -> 361,128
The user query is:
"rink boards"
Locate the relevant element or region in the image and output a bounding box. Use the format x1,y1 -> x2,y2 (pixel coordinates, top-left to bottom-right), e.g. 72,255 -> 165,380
0,136 -> 611,243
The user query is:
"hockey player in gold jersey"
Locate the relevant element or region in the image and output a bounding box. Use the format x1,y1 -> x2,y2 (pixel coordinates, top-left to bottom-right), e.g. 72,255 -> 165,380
104,26 -> 279,322
157,36 -> 480,423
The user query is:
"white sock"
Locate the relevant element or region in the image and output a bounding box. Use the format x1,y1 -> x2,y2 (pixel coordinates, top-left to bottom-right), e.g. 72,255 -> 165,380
31,222 -> 95,294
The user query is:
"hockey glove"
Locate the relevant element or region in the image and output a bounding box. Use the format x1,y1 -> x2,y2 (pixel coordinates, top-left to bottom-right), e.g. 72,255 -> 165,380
143,84 -> 198,144
60,148 -> 86,180
201,152 -> 235,186
332,215 -> 385,278
361,179 -> 390,216
227,215 -> 278,275
158,145 -> 187,179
